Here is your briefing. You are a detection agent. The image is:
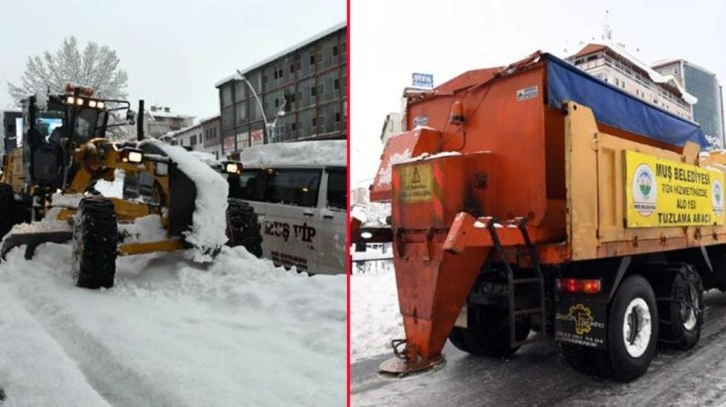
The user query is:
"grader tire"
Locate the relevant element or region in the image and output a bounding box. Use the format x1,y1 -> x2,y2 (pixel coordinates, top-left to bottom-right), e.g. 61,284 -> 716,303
73,197 -> 118,289
226,198 -> 263,258
0,183 -> 17,238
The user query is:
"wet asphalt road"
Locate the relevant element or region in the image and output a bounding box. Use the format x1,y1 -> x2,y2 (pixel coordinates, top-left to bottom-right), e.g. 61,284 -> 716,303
352,291 -> 726,406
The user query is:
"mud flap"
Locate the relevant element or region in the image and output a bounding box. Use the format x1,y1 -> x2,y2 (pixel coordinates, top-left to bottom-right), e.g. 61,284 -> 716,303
555,294 -> 608,349
0,231 -> 73,260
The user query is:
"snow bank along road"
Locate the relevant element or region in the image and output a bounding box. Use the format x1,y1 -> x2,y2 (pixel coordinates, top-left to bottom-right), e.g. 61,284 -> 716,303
0,243 -> 345,407
352,266 -> 726,406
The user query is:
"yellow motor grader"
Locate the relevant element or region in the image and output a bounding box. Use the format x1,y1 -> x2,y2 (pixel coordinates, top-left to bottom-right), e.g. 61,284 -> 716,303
0,84 -> 262,289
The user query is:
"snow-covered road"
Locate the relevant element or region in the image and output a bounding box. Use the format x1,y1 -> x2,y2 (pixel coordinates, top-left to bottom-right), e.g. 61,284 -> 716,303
352,266 -> 726,406
0,243 -> 345,407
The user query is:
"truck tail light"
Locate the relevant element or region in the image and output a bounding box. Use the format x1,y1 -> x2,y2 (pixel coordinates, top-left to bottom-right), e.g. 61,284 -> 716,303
556,278 -> 601,294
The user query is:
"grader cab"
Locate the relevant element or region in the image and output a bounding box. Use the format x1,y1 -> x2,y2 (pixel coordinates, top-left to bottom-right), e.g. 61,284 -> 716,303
0,84 -> 262,289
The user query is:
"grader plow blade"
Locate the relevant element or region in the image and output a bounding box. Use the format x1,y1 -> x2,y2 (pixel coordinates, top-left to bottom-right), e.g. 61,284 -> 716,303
0,231 -> 73,260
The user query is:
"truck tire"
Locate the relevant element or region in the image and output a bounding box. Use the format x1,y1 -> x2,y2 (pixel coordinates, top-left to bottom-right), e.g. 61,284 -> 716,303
226,198 -> 262,258
562,275 -> 658,381
657,264 -> 703,350
449,306 -> 530,358
448,327 -> 473,353
0,183 -> 17,238
73,197 -> 118,289
607,274 -> 659,381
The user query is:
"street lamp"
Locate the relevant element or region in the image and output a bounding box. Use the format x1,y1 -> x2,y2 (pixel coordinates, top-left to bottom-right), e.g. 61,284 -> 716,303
236,69 -> 286,143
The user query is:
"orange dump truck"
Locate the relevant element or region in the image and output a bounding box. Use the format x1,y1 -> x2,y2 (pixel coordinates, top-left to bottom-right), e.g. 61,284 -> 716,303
370,51 -> 726,381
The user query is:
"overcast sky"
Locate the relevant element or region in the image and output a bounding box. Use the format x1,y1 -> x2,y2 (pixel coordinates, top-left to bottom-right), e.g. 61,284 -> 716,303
0,0 -> 345,120
351,0 -> 726,186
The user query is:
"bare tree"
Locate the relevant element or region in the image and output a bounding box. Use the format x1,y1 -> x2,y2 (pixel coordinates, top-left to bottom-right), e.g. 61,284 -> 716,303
8,36 -> 128,103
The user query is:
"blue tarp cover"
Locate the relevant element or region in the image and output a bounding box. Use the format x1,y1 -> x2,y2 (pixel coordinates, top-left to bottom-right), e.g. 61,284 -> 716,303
545,54 -> 709,147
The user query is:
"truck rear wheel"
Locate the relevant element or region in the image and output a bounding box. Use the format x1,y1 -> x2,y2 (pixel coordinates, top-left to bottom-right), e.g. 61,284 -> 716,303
73,197 -> 118,289
448,306 -> 530,358
225,198 -> 262,258
562,275 -> 658,381
657,264 -> 703,350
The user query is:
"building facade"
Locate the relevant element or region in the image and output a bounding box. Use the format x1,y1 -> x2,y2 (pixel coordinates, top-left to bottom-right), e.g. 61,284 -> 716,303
201,116 -> 222,158
145,105 -> 194,139
215,22 -> 346,158
566,43 -> 694,120
380,113 -> 402,144
652,59 -> 725,149
169,115 -> 223,158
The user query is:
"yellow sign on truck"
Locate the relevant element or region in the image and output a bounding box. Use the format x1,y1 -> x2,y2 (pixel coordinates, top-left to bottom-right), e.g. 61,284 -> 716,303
625,150 -> 725,227
399,164 -> 433,203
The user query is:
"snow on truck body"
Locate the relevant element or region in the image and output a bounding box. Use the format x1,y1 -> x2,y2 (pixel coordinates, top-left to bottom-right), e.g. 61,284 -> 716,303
234,140 -> 347,275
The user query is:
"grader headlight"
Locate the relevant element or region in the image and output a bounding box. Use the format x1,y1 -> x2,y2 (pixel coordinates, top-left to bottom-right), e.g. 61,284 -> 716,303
224,161 -> 242,175
119,148 -> 144,163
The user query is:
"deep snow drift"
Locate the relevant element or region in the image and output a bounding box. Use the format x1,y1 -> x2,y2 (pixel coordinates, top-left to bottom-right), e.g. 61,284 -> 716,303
0,243 -> 345,406
351,264 -> 403,362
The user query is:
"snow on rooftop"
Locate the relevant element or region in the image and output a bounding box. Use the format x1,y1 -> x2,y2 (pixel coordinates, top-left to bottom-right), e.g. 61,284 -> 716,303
239,140 -> 346,167
215,21 -> 346,87
152,140 -> 229,261
585,40 -> 698,105
147,109 -> 194,119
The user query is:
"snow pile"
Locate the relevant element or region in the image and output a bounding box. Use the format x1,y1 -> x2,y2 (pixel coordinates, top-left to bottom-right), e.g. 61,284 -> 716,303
352,202 -> 391,227
351,266 -> 404,362
94,170 -> 125,198
0,243 -> 345,406
352,206 -> 368,223
151,140 -> 229,262
239,140 -> 346,167
51,193 -> 84,208
2,209 -> 71,243
118,215 -> 167,243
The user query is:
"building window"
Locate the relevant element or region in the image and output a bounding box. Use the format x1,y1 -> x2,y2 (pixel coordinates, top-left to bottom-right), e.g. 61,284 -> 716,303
292,122 -> 297,131
332,45 -> 338,56
191,135 -> 197,146
335,112 -> 341,122
290,64 -> 295,73
311,86 -> 317,97
334,79 -> 340,90
310,55 -> 315,65
278,68 -> 283,78
312,117 -> 317,127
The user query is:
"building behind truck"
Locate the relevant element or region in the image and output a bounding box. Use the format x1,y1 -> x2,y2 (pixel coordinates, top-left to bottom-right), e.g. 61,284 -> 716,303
215,22 -> 347,158
566,42 -> 695,121
652,59 -> 726,149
